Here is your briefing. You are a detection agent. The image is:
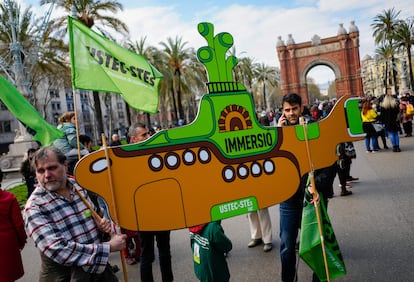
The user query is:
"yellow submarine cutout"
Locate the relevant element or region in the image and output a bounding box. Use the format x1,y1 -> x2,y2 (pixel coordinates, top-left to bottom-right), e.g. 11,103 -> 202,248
75,23 -> 364,231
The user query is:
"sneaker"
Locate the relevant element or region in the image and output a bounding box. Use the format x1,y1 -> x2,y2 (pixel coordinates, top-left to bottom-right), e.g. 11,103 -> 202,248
340,190 -> 353,196
366,150 -> 372,153
126,257 -> 137,265
263,243 -> 273,252
247,238 -> 263,248
338,183 -> 352,189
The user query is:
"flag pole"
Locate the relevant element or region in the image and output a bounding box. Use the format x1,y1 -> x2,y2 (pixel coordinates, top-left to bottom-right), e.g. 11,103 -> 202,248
101,133 -> 129,282
300,117 -> 331,282
68,6 -> 127,279
72,89 -> 82,160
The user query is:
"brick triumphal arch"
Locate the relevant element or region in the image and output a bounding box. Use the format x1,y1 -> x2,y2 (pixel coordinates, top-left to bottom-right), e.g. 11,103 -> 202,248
276,21 -> 363,105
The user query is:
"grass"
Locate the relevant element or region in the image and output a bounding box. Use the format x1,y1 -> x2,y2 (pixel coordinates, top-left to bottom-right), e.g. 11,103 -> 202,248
8,183 -> 28,207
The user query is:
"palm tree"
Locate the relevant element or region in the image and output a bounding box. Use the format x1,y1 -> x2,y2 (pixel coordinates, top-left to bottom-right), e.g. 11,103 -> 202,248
0,1 -> 68,111
40,0 -> 128,39
41,0 -> 129,139
371,8 -> 402,94
159,36 -> 192,122
253,63 -> 278,110
0,2 -> 38,85
177,49 -> 207,122
375,43 -> 396,92
395,18 -> 414,90
233,55 -> 255,91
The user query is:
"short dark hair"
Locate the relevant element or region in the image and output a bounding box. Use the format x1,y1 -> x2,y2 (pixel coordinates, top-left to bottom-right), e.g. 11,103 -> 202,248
32,146 -> 67,170
282,93 -> 302,107
79,134 -> 92,145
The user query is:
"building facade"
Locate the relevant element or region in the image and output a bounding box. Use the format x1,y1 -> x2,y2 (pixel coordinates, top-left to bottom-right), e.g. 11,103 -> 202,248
360,52 -> 413,96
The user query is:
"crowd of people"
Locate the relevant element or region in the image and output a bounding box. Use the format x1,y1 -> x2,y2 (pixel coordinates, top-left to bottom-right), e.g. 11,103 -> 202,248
360,92 -> 413,153
2,90 -> 413,282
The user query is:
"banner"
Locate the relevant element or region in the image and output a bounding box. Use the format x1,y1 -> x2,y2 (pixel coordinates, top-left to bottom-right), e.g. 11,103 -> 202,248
0,75 -> 64,145
68,16 -> 163,113
299,192 -> 347,281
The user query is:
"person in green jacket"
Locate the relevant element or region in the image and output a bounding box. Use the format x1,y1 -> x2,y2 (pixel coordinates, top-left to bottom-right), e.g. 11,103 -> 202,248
189,221 -> 232,282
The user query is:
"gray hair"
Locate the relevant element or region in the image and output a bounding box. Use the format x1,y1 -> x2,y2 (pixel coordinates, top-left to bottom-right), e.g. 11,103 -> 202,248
128,122 -> 146,137
32,146 -> 67,170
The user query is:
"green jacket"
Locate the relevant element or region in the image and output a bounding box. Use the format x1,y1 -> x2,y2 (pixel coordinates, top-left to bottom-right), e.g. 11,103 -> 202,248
190,221 -> 232,282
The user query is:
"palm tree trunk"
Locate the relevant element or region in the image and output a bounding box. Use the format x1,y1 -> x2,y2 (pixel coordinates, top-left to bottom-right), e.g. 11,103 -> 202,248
407,49 -> 414,90
125,101 -> 132,127
383,63 -> 389,93
176,71 -> 184,121
93,91 -> 104,139
391,56 -> 398,94
170,87 -> 178,125
145,112 -> 151,129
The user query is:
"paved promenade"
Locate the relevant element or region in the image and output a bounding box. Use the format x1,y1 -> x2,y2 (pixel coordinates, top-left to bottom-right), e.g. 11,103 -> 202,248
17,137 -> 414,281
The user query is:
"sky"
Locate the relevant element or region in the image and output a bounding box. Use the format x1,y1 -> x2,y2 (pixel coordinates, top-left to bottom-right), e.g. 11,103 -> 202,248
18,0 -> 414,85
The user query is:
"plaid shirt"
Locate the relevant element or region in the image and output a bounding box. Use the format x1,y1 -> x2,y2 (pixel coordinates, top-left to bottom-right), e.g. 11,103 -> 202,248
24,178 -> 110,274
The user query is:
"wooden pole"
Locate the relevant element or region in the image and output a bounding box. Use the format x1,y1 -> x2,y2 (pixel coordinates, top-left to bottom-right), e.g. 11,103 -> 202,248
72,89 -> 82,160
101,133 -> 129,282
300,117 -> 331,282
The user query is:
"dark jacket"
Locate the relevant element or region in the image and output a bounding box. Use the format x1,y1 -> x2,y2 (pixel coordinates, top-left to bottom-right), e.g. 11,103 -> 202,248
380,106 -> 400,132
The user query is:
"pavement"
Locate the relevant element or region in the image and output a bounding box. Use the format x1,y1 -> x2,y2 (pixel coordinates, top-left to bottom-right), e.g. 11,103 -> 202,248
16,137 -> 414,281
2,178 -> 24,190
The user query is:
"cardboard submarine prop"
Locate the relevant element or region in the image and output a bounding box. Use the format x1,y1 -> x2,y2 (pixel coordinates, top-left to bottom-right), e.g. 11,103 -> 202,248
75,22 -> 364,231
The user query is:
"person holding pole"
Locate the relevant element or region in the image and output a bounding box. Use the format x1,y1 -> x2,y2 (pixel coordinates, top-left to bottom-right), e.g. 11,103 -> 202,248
277,93 -> 330,282
24,146 -> 126,281
129,123 -> 174,282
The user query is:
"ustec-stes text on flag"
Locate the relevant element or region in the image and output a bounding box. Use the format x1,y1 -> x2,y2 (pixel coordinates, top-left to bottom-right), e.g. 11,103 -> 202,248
68,16 -> 163,113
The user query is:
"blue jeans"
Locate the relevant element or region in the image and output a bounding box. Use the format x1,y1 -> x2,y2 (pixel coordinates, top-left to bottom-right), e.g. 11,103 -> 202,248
279,197 -> 302,282
364,136 -> 378,151
387,130 -> 400,147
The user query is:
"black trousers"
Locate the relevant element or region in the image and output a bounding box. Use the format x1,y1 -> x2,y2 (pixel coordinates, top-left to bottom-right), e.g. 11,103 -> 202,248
139,231 -> 173,282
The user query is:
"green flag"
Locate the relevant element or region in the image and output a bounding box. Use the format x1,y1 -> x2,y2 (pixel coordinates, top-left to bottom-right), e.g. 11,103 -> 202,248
299,191 -> 347,281
68,16 -> 162,113
0,75 -> 64,146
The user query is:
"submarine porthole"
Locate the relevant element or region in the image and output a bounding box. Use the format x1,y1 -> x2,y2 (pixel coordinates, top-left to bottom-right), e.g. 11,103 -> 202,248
165,152 -> 180,169
198,147 -> 211,164
251,162 -> 262,177
263,159 -> 275,175
222,166 -> 235,182
237,164 -> 249,179
183,150 -> 196,165
91,158 -> 108,173
148,154 -> 163,171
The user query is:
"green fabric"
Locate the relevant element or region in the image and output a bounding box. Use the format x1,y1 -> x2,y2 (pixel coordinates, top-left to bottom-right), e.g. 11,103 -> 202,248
0,75 -> 64,145
190,222 -> 232,282
299,192 -> 347,281
67,16 -> 163,113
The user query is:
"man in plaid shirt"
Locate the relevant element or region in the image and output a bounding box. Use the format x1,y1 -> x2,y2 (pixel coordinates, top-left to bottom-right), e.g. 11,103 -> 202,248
24,146 -> 126,281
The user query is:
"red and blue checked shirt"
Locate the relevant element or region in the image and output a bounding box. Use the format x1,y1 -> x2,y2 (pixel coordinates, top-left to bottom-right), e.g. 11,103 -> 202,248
24,178 -> 110,273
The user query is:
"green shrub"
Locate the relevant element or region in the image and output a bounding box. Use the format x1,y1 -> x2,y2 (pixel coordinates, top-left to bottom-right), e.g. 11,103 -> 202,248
9,184 -> 28,207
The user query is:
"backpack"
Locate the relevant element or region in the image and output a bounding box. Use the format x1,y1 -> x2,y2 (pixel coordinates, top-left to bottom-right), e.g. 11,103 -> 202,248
337,142 -> 356,159
406,103 -> 414,115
